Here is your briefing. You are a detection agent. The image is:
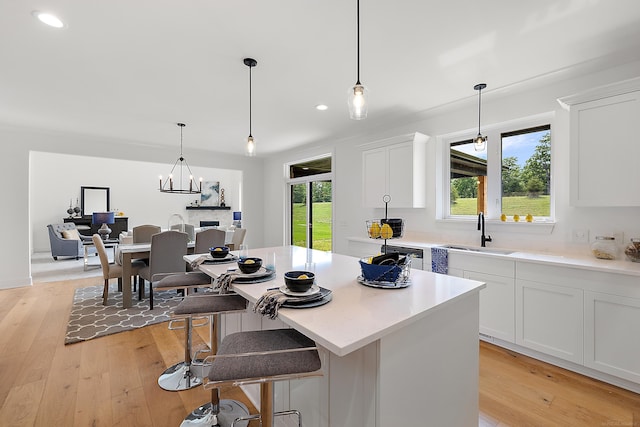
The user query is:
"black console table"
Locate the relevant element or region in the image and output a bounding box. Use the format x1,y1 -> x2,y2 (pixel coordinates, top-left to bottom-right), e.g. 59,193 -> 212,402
64,216 -> 129,238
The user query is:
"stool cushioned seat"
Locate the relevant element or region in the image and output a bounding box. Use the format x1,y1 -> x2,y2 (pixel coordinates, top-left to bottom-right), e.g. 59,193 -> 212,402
154,271 -> 211,290
174,294 -> 247,316
209,329 -> 321,383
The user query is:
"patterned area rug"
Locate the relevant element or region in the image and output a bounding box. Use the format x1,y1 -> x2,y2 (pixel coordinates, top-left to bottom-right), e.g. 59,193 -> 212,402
65,285 -> 182,345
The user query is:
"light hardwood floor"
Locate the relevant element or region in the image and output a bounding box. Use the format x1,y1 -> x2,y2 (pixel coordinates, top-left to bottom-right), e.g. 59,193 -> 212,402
1,278 -> 639,426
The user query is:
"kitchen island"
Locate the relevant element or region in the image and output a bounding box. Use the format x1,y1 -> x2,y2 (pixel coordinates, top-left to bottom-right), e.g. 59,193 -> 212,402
191,246 -> 485,427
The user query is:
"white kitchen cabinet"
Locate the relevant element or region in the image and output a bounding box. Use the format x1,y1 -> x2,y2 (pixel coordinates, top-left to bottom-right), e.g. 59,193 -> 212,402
515,279 -> 584,364
558,77 -> 640,206
361,132 -> 428,208
448,252 -> 515,343
584,291 -> 640,383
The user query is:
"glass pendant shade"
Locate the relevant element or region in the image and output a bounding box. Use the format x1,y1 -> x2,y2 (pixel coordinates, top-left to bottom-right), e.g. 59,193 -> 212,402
474,134 -> 487,151
246,135 -> 256,157
348,83 -> 368,120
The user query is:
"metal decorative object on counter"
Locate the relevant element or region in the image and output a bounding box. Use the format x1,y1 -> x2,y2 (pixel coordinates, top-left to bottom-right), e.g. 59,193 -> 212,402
365,195 -> 404,254
357,251 -> 412,289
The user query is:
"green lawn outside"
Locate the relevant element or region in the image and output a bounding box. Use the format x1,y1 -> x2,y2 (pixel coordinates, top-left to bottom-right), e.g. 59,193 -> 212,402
451,195 -> 550,217
292,202 -> 332,251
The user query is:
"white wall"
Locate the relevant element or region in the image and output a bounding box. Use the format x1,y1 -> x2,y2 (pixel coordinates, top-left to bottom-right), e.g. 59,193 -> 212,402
263,60 -> 640,257
1,126 -> 264,289
30,152 -> 242,252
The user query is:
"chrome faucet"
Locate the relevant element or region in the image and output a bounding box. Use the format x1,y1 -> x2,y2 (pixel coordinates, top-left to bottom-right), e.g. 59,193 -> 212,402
478,212 -> 492,247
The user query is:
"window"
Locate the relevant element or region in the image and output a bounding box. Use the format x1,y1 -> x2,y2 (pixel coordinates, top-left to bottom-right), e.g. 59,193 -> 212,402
445,117 -> 552,221
501,126 -> 551,218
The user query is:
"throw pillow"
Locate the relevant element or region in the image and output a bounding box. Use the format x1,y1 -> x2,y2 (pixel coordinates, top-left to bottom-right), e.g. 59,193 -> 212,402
61,229 -> 81,240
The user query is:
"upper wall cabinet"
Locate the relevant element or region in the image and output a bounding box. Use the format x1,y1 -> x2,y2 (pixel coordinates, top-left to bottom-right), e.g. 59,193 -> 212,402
361,132 -> 429,208
558,77 -> 640,206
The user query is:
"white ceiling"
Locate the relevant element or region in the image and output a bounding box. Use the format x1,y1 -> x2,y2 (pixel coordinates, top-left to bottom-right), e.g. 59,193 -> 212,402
3,0 -> 640,157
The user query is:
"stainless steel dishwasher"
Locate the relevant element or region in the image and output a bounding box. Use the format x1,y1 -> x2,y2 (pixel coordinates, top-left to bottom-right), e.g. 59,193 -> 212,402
381,245 -> 424,270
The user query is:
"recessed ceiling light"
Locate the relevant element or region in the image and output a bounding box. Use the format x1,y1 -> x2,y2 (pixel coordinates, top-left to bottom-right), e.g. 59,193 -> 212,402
32,11 -> 65,28
315,104 -> 328,111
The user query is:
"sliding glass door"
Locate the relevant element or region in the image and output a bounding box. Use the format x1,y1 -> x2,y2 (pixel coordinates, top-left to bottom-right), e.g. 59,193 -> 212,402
291,180 -> 332,250
288,155 -> 332,251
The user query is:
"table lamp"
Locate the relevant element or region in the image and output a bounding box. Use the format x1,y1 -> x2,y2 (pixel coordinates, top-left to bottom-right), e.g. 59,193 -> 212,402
92,212 -> 115,240
233,211 -> 242,228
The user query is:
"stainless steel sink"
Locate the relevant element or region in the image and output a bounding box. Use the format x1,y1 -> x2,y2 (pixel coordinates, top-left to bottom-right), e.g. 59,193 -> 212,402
438,244 -> 514,255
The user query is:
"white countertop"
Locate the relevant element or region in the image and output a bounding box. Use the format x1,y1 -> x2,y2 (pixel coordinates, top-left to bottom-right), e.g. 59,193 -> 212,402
348,236 -> 640,277
187,245 -> 485,357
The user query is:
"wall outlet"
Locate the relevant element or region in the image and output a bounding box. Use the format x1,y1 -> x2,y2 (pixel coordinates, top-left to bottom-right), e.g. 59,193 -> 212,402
572,229 -> 589,243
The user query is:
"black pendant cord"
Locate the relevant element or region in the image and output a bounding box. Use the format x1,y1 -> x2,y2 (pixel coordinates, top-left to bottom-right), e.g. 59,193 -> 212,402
356,0 -> 361,85
249,64 -> 253,138
477,88 -> 481,135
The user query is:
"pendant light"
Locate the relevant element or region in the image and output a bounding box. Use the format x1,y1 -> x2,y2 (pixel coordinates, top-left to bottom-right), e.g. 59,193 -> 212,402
348,0 -> 368,120
473,83 -> 487,151
244,57 -> 257,156
159,123 -> 202,194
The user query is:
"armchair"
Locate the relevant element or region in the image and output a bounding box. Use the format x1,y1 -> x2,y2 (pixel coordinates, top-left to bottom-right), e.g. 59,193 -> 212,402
47,223 -> 91,260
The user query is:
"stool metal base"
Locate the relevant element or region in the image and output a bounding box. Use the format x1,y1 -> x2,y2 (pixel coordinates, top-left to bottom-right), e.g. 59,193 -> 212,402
180,400 -> 250,427
158,362 -> 202,391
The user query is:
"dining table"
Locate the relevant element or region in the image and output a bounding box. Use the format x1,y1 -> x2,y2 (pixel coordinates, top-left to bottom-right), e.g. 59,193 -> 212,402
184,245 -> 486,427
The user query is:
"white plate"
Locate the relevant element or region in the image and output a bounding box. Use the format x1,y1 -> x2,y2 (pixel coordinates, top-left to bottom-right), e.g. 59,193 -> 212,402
279,284 -> 320,297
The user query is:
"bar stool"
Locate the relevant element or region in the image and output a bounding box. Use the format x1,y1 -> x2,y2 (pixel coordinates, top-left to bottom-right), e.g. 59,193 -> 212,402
158,291 -> 247,394
182,328 -> 323,427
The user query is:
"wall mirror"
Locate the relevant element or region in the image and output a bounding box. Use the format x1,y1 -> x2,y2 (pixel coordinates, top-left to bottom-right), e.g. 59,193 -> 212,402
81,186 -> 110,215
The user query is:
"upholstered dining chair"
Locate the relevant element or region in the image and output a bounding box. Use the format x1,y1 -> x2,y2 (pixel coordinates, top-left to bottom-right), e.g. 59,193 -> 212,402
132,224 -> 161,243
226,228 -> 246,251
93,234 -> 145,305
171,223 -> 195,242
187,228 -> 227,272
138,230 -> 189,309
194,229 -> 226,253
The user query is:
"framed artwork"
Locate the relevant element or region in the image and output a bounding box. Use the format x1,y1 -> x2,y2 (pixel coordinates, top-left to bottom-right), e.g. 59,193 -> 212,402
201,181 -> 220,206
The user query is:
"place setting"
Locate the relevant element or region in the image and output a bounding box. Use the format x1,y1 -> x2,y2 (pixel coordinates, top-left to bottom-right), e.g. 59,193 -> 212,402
254,270 -> 333,319
189,246 -> 239,269
213,256 -> 277,293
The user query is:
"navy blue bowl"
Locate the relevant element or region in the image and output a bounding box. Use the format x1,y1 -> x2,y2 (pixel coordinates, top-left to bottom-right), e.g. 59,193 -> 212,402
210,246 -> 230,258
284,271 -> 315,292
237,257 -> 262,274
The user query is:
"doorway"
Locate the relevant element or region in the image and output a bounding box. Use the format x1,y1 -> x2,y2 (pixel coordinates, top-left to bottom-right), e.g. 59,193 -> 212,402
287,156 -> 332,251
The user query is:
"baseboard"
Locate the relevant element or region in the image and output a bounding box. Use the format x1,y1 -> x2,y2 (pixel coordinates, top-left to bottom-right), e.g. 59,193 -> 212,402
0,275 -> 32,289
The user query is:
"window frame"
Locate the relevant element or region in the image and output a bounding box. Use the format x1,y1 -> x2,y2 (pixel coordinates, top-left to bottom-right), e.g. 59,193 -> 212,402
437,112 -> 556,227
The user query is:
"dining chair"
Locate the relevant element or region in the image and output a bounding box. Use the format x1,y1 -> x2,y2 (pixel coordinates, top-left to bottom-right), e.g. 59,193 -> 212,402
92,234 -> 145,305
195,228 -> 226,253
186,228 -> 227,272
227,228 -> 246,251
132,224 -> 161,243
171,223 -> 195,242
138,230 -> 189,309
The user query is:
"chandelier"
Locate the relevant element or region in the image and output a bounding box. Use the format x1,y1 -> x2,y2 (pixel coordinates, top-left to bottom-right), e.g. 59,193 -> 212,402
159,123 -> 202,194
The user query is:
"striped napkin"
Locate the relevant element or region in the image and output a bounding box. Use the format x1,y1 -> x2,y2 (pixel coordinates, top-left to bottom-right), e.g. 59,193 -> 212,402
254,288 -> 329,319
